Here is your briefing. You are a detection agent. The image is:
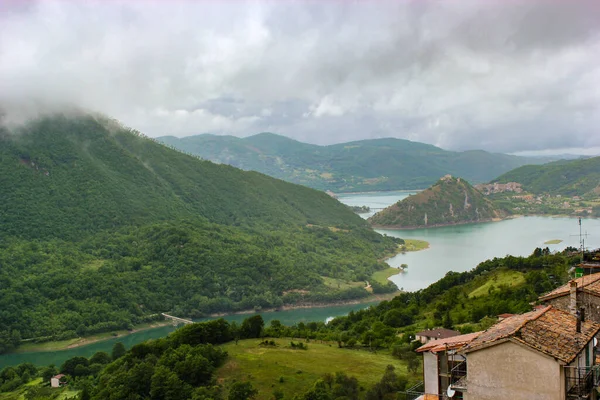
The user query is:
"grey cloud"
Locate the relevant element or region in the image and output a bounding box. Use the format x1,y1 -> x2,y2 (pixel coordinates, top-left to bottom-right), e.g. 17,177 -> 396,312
0,0 -> 599,153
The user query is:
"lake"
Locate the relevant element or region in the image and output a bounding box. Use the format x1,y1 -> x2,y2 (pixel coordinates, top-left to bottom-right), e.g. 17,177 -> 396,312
0,302 -> 378,369
337,191 -> 600,292
3,190 -> 598,368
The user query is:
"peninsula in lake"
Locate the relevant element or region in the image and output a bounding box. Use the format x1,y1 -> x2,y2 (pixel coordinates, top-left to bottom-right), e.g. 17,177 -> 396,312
368,175 -> 505,229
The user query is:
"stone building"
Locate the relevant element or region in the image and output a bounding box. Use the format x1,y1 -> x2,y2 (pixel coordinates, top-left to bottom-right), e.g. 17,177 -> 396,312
539,273 -> 600,324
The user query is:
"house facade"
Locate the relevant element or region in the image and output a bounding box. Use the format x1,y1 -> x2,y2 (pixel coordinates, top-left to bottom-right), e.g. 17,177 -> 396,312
50,374 -> 65,388
415,328 -> 460,344
414,332 -> 481,399
458,306 -> 600,400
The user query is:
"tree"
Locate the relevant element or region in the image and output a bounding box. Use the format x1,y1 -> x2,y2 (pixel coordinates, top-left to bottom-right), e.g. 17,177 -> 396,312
442,310 -> 454,329
90,351 -> 112,365
41,365 -> 58,382
150,365 -> 192,400
80,383 -> 91,400
112,342 -> 126,361
61,356 -> 89,376
241,315 -> 264,339
228,381 -> 258,400
303,379 -> 332,400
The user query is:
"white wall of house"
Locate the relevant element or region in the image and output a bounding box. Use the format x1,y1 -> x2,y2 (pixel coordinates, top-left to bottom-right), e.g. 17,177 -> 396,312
464,341 -> 563,400
50,377 -> 60,388
416,335 -> 429,344
423,351 -> 439,395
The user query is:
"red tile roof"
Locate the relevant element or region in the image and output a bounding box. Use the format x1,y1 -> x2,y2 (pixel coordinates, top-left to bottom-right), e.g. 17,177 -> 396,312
415,328 -> 460,340
498,313 -> 515,319
461,306 -> 600,364
539,273 -> 600,301
52,374 -> 65,379
416,331 -> 482,353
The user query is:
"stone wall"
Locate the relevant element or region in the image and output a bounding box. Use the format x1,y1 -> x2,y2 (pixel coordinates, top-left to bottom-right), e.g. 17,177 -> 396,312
545,292 -> 600,324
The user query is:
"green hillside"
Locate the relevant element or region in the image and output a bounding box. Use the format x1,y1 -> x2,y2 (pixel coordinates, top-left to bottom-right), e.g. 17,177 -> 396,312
0,113 -> 401,352
368,176 -> 503,228
493,156 -> 600,197
159,133 -> 553,192
1,116 -> 367,240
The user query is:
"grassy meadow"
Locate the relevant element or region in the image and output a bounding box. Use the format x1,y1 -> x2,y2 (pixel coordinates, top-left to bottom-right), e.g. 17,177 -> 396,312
216,338 -> 412,400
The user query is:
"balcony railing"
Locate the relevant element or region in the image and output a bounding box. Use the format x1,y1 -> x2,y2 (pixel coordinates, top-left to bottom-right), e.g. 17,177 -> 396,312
450,361 -> 467,391
565,365 -> 600,398
405,382 -> 425,400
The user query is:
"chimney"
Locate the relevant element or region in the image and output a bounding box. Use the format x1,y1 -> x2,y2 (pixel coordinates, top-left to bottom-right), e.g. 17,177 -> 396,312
580,307 -> 586,323
570,280 -> 578,315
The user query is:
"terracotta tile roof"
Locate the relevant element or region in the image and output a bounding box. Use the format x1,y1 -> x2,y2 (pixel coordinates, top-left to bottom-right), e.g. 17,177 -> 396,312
498,313 -> 515,319
417,331 -> 482,353
462,306 -> 600,364
415,328 -> 460,340
416,395 -> 440,400
539,273 -> 600,301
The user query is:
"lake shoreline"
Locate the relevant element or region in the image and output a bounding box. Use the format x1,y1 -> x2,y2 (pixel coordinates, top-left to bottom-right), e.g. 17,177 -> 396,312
336,189 -> 423,196
13,320 -> 174,354
371,216 -> 512,230
11,293 -> 399,354
206,292 -> 399,318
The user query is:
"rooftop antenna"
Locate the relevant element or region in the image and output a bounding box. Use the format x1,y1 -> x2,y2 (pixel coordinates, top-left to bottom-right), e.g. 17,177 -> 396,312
570,217 -> 590,271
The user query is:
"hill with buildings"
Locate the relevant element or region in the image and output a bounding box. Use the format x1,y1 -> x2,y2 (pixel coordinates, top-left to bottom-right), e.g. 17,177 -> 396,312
368,175 -> 504,228
159,133 -> 553,192
493,156 -> 600,197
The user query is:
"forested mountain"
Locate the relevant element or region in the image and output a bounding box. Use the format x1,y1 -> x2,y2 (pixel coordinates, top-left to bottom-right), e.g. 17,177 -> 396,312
159,133 -> 553,192
493,156 -> 600,197
0,116 -> 367,240
368,176 -> 503,228
0,113 -> 400,352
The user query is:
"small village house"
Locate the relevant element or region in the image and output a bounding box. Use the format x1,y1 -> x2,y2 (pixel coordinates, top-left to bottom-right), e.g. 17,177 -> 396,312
415,328 -> 460,344
411,332 -> 482,400
458,305 -> 600,400
409,306 -> 600,400
50,374 -> 65,388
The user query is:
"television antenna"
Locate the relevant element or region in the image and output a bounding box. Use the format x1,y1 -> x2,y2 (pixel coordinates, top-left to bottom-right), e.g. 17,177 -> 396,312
570,217 -> 591,263
447,385 -> 456,398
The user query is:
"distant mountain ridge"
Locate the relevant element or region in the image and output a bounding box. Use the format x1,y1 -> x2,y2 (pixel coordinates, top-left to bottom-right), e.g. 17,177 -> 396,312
159,133 -> 556,192
493,156 -> 600,197
368,175 -> 504,228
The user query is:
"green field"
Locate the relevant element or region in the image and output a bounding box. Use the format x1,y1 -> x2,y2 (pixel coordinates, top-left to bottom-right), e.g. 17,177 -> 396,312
544,239 -> 563,244
402,239 -> 429,252
371,268 -> 402,285
216,338 -> 411,399
0,378 -> 79,400
468,270 -> 526,298
321,276 -> 365,291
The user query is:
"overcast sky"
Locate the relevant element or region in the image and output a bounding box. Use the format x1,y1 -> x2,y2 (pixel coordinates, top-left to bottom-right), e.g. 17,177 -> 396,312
1,0 -> 599,154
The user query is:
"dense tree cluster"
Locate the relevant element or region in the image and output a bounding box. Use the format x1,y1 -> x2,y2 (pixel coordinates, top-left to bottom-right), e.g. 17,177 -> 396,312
315,249 -> 573,350
0,114 -> 401,352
